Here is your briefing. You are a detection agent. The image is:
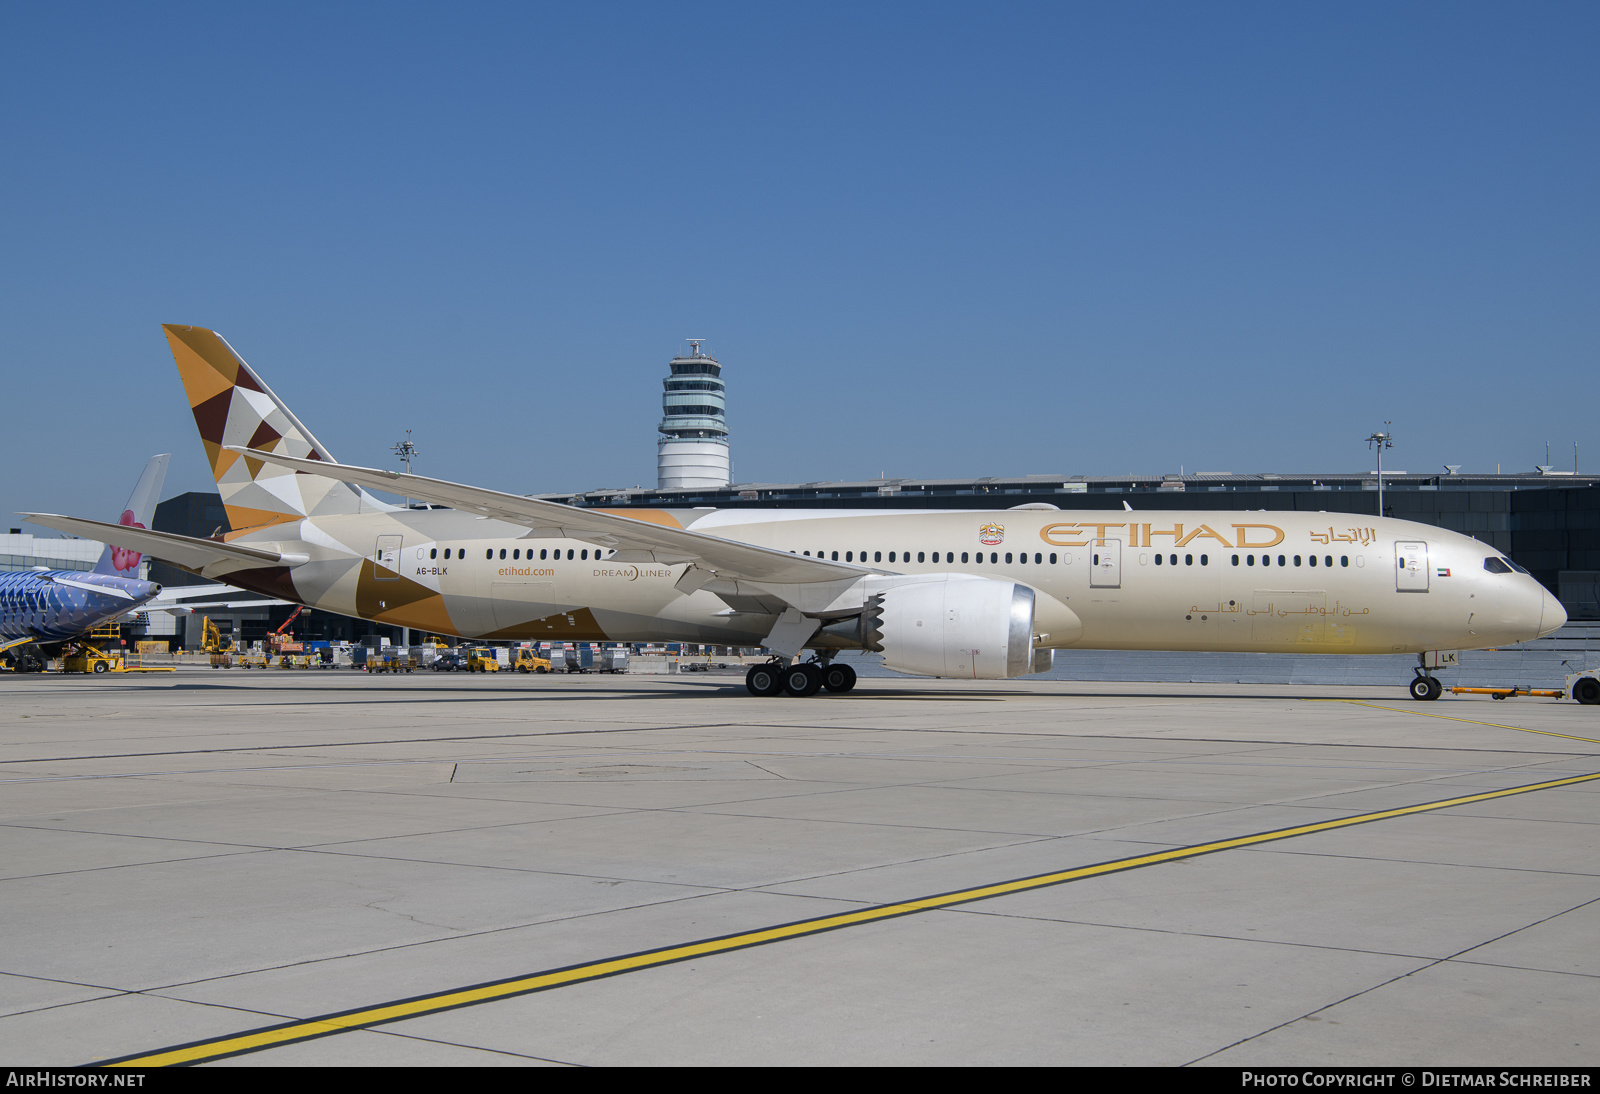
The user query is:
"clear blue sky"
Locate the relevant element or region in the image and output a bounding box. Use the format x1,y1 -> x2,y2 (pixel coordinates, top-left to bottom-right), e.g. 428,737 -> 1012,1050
3,2 -> 1596,528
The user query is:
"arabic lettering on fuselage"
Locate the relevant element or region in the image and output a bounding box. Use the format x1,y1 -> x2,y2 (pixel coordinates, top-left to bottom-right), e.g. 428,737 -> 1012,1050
1309,526 -> 1376,546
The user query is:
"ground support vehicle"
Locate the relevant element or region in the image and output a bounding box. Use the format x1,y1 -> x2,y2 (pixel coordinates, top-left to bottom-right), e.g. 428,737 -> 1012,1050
511,648 -> 551,673
56,642 -> 176,674
1569,670 -> 1600,706
369,650 -> 415,673
60,643 -> 123,674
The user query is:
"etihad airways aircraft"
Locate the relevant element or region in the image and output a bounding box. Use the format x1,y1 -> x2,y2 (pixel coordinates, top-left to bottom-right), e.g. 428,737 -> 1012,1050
27,326 -> 1566,699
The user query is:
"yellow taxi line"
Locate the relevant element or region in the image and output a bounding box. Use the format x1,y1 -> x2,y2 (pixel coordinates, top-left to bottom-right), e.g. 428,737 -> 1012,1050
100,765 -> 1600,1067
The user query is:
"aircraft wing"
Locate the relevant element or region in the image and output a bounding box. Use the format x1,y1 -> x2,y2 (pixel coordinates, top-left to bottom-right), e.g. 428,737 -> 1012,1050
140,584 -> 293,613
19,515 -> 306,572
229,447 -> 870,586
139,599 -> 293,614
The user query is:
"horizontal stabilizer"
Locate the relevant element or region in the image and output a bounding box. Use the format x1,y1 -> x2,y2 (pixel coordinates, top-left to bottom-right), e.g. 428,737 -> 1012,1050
21,514 -> 306,574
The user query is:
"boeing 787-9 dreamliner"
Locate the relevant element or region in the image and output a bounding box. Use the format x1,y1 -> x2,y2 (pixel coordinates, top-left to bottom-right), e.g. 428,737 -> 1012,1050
26,326 -> 1566,699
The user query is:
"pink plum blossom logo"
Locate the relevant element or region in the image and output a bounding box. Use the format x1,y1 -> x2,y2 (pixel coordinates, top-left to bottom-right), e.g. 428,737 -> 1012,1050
111,510 -> 144,571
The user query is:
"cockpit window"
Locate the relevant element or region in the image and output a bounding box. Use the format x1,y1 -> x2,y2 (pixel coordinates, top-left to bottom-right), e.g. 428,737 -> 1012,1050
1483,557 -> 1513,575
1506,557 -> 1530,575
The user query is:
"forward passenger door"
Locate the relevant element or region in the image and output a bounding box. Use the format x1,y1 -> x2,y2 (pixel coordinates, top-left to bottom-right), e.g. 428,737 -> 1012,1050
1395,541 -> 1429,592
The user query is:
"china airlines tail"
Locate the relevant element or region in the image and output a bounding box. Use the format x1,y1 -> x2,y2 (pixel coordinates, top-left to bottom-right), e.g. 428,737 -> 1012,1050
90,454 -> 170,576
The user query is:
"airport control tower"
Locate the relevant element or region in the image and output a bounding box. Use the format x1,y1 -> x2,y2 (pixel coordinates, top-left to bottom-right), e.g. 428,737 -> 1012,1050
657,339 -> 731,490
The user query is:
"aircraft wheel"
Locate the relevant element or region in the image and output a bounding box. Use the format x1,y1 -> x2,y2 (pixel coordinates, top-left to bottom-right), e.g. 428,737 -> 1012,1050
821,663 -> 857,693
1410,675 -> 1442,701
1573,677 -> 1600,706
782,663 -> 822,697
746,663 -> 784,697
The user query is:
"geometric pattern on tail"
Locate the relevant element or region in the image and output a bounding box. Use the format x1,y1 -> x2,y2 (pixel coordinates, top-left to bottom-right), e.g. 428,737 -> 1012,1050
164,324 -> 380,532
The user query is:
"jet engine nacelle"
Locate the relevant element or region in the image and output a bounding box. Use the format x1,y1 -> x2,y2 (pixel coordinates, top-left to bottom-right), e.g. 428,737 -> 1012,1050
868,574 -> 1037,680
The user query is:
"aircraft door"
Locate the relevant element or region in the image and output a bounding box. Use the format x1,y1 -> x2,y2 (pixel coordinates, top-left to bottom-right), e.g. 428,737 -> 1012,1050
374,535 -> 402,581
1396,541 -> 1429,592
1090,539 -> 1122,589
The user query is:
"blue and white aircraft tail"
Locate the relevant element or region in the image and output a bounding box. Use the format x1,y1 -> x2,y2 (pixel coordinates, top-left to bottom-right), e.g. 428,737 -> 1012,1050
3,456 -> 169,670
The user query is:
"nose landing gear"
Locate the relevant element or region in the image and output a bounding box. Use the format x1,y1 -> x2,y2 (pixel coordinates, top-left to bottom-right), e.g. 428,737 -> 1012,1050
1409,672 -> 1443,702
1409,651 -> 1455,701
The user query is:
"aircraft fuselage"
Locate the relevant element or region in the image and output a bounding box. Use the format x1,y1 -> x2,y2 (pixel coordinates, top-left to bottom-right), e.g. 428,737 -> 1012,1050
219,506 -> 1562,656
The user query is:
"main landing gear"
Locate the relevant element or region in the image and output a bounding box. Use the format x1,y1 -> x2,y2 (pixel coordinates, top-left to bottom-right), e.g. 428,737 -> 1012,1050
745,658 -> 857,697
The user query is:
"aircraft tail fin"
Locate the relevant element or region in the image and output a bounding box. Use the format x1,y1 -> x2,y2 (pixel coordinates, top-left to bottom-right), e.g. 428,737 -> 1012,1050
92,454 -> 170,576
162,325 -> 387,532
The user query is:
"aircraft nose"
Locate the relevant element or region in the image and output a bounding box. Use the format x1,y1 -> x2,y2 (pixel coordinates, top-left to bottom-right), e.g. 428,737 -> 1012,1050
1540,586 -> 1568,636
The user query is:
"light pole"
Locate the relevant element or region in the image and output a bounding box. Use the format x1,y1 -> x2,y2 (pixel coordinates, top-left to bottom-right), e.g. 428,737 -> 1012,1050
390,431 -> 421,650
391,432 -> 420,508
1366,426 -> 1394,518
